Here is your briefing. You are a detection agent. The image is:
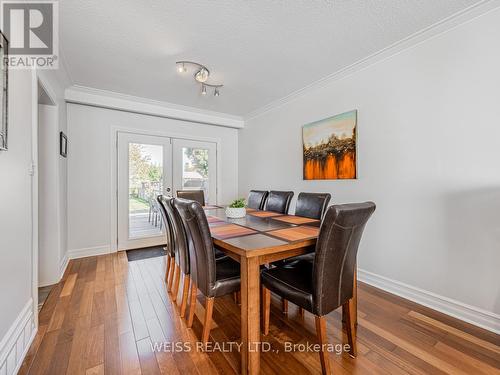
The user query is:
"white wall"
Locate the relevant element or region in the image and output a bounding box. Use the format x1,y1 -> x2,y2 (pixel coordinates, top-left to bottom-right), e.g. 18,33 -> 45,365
239,8 -> 500,329
67,103 -> 239,255
37,104 -> 61,286
0,70 -> 35,374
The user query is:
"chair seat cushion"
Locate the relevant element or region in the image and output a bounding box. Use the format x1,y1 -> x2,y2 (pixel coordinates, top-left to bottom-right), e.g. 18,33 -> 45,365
283,251 -> 315,266
213,257 -> 240,297
261,259 -> 314,312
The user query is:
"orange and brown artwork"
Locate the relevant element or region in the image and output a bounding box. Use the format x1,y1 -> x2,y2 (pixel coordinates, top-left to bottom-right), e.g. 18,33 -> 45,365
303,110 -> 357,180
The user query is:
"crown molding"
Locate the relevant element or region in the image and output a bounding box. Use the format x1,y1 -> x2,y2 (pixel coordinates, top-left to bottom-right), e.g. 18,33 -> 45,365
65,85 -> 244,129
244,0 -> 500,121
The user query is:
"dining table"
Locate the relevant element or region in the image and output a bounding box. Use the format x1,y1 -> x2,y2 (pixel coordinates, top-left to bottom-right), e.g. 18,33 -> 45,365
203,206 -> 358,375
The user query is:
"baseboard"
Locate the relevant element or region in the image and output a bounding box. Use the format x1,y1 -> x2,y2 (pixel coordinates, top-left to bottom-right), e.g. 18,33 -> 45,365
358,268 -> 500,334
59,252 -> 69,279
67,245 -> 111,260
0,299 -> 37,375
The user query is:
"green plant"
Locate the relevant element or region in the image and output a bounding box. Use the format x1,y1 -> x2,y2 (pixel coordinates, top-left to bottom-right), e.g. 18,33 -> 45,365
229,198 -> 246,208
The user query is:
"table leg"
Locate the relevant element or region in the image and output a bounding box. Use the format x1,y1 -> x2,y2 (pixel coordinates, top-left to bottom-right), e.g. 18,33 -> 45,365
240,256 -> 261,375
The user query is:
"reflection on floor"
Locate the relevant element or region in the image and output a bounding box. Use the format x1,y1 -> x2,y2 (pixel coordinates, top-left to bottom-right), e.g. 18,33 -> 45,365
126,246 -> 168,262
37,284 -> 55,312
129,212 -> 163,238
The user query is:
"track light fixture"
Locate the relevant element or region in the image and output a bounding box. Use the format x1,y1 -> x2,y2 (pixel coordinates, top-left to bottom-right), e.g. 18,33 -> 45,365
176,61 -> 223,97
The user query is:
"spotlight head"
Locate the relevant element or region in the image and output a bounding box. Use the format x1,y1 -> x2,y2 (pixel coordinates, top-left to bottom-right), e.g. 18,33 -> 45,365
195,67 -> 209,83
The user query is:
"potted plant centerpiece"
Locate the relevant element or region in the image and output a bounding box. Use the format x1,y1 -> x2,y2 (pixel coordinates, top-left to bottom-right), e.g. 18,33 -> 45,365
226,198 -> 247,218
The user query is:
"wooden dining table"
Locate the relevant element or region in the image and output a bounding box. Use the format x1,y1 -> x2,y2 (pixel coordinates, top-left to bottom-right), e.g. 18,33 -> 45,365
202,206 -> 358,375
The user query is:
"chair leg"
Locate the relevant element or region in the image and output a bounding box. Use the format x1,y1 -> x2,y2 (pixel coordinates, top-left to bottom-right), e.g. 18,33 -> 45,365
282,298 -> 288,314
179,274 -> 190,318
172,264 -> 181,302
299,307 -> 305,318
201,297 -> 214,346
165,254 -> 171,283
315,316 -> 331,375
167,259 -> 176,292
233,292 -> 238,304
343,298 -> 357,357
187,281 -> 198,328
262,287 -> 271,335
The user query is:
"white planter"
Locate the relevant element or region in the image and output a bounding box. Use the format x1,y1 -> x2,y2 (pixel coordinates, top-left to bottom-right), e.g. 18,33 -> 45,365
225,207 -> 246,218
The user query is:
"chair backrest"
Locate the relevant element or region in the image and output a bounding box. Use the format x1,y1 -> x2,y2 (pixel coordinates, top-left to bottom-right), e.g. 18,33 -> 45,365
158,196 -> 189,274
173,198 -> 216,297
295,192 -> 331,220
156,195 -> 174,255
265,191 -> 294,214
247,190 -> 269,210
176,190 -> 205,206
312,202 -> 376,316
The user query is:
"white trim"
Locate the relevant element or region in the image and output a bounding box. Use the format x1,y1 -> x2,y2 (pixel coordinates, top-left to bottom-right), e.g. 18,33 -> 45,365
244,0 -> 500,120
65,85 -> 244,129
59,252 -> 69,279
67,245 -> 111,260
31,69 -> 39,332
358,269 -> 500,334
0,299 -> 37,375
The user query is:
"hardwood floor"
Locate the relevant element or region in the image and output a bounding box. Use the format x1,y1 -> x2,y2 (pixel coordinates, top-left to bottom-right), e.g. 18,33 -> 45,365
20,252 -> 500,374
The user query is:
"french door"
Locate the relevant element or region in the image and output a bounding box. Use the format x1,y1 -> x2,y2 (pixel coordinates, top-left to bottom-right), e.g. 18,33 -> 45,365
117,132 -> 217,250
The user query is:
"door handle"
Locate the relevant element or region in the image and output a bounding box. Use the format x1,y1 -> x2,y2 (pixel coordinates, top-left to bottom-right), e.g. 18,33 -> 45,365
166,187 -> 171,192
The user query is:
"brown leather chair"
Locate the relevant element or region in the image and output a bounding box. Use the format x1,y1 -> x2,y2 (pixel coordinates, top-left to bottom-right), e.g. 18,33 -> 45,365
177,190 -> 205,206
261,202 -> 376,375
247,190 -> 269,210
174,198 -> 240,344
158,196 -> 193,316
265,190 -> 294,214
156,195 -> 176,286
295,192 -> 331,219
278,192 -> 331,312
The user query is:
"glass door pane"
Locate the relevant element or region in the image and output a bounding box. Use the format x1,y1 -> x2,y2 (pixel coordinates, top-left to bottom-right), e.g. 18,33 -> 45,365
118,132 -> 172,250
181,147 -> 210,202
173,139 -> 217,205
128,143 -> 163,239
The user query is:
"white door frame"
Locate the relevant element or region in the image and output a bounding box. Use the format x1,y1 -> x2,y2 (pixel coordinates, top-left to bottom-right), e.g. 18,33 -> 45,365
109,126 -> 222,252
31,69 -> 59,328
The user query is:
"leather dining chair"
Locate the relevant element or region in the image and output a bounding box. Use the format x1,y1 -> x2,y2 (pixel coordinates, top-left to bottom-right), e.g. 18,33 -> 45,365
174,198 -> 241,344
157,195 -> 176,288
177,190 -> 205,206
159,196 -> 192,316
265,190 -> 294,214
280,192 -> 331,314
295,192 -> 331,219
247,190 -> 269,210
261,202 -> 376,375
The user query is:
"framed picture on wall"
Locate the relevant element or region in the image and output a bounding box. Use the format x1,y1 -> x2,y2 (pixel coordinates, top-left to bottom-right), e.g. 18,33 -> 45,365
302,110 -> 357,180
60,132 -> 68,158
0,31 -> 8,151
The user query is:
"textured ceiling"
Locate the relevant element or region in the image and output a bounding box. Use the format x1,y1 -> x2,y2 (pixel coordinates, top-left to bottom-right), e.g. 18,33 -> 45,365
60,0 -> 482,116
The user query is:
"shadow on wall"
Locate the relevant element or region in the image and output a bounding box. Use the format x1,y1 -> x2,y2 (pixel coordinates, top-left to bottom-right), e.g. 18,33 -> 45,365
444,186 -> 500,314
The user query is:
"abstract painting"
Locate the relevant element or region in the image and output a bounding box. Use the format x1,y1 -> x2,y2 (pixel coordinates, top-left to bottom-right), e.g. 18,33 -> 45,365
303,110 -> 357,180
